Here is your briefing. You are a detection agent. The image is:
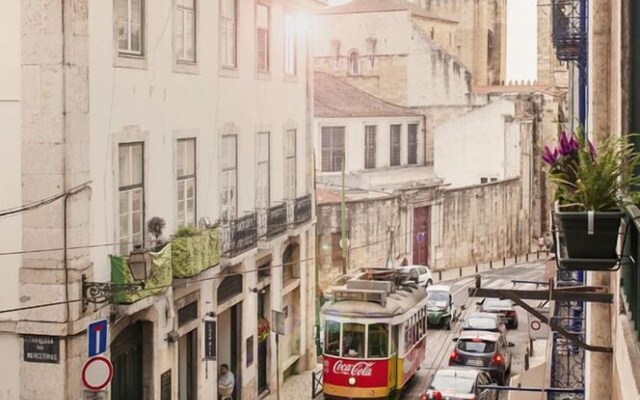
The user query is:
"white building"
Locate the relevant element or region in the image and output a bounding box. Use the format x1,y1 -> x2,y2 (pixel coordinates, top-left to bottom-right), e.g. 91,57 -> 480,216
313,71 -> 443,287
0,0 -> 321,399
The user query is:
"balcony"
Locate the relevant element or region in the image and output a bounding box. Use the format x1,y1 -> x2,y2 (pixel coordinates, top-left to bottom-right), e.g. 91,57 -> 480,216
171,226 -> 221,278
623,204 -> 640,339
267,203 -> 288,238
222,213 -> 258,257
551,0 -> 587,63
292,194 -> 312,226
110,244 -> 173,304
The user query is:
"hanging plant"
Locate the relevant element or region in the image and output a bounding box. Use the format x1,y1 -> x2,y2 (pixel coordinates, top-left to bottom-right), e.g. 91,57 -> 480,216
258,318 -> 271,341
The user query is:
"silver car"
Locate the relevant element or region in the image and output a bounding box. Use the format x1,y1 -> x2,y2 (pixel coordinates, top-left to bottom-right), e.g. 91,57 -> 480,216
449,331 -> 514,385
422,367 -> 498,400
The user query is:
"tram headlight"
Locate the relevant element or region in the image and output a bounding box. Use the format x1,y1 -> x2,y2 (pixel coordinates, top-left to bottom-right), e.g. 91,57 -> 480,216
348,377 -> 356,386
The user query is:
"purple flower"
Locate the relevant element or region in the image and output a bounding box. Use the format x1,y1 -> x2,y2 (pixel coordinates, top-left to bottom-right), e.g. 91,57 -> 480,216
569,135 -> 579,152
558,131 -> 573,156
542,145 -> 559,165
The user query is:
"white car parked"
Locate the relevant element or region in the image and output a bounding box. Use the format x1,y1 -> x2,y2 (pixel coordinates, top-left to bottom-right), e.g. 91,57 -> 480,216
396,265 -> 434,288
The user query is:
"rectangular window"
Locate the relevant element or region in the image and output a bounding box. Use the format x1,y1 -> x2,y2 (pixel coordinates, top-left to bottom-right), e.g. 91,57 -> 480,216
364,126 -> 377,169
176,0 -> 196,62
256,132 -> 270,209
118,143 -> 144,255
176,139 -> 196,227
284,13 -> 296,75
221,136 -> 237,221
408,123 -> 418,165
178,329 -> 197,400
390,124 -> 401,166
220,0 -> 236,67
284,129 -> 297,199
321,126 -> 345,172
116,0 -> 144,56
256,4 -> 270,71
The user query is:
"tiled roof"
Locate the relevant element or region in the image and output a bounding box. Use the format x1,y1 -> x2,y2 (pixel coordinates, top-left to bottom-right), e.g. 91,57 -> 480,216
314,72 -> 422,118
318,0 -> 457,22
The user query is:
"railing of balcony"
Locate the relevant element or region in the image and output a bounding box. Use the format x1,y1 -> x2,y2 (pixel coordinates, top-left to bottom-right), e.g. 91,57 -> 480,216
221,213 -> 258,257
267,203 -> 287,238
551,0 -> 587,63
294,194 -> 312,225
623,204 -> 640,339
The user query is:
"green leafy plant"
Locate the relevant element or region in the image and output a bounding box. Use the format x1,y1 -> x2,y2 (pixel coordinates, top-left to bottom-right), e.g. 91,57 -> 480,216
175,226 -> 199,238
543,130 -> 640,211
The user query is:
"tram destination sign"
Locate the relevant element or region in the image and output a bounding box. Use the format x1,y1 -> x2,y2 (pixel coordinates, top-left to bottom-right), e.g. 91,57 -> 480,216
23,335 -> 60,364
332,289 -> 387,307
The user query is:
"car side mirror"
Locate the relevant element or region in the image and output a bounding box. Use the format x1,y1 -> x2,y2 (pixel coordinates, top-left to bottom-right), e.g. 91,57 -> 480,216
476,301 -> 483,306
507,342 -> 515,347
460,305 -> 467,310
452,337 -> 459,343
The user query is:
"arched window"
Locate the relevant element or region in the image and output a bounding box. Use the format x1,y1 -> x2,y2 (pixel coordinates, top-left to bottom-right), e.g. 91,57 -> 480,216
348,50 -> 360,75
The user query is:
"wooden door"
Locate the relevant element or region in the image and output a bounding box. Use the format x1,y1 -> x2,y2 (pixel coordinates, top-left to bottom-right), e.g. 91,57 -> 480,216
412,206 -> 430,266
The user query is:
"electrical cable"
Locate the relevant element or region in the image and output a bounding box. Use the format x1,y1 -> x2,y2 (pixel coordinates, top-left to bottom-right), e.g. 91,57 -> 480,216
0,181 -> 91,218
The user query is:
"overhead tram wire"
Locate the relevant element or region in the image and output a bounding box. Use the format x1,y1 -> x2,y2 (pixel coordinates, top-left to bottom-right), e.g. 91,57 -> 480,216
0,181 -> 92,218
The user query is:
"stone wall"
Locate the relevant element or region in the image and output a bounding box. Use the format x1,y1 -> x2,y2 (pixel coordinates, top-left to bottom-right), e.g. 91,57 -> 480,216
316,196 -> 401,289
439,178 -> 530,268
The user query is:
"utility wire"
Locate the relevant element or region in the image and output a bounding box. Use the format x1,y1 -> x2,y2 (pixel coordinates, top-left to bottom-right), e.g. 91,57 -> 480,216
0,181 -> 91,218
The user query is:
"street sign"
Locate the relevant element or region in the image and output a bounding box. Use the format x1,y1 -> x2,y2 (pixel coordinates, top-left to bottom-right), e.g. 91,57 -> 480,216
339,238 -> 350,250
81,356 -> 113,392
23,335 -> 60,364
83,390 -> 107,400
204,320 -> 216,360
272,310 -> 285,335
88,319 -> 108,357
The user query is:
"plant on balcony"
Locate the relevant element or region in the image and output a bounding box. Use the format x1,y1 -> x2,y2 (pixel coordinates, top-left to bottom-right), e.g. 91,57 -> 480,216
172,225 -> 220,278
110,243 -> 173,304
258,318 -> 271,342
543,130 -> 640,267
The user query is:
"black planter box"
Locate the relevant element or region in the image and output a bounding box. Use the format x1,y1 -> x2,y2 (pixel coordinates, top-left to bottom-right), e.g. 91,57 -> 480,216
554,210 -> 624,260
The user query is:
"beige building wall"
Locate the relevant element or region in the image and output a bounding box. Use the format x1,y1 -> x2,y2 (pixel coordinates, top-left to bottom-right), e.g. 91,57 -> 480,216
0,0 -> 22,398
422,0 -> 507,85
537,0 -> 569,89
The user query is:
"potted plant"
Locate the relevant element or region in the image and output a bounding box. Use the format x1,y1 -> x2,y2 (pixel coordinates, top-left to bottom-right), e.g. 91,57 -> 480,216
542,130 -> 640,268
258,318 -> 271,342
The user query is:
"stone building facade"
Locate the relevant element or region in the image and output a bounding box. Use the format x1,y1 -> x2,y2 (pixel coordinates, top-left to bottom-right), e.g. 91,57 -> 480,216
0,0 -> 321,399
420,0 -> 507,86
313,0 -> 489,165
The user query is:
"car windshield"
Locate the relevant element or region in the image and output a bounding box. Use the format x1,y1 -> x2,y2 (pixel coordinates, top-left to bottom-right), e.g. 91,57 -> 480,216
428,291 -> 448,303
457,339 -> 496,353
465,317 -> 498,330
484,299 -> 512,308
429,373 -> 475,393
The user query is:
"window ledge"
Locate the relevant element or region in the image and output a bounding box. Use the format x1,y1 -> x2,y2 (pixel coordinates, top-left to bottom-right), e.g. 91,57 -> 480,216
114,54 -> 147,70
282,278 -> 301,295
220,66 -> 239,79
256,71 -> 272,81
282,355 -> 300,371
174,60 -> 199,75
284,75 -> 298,83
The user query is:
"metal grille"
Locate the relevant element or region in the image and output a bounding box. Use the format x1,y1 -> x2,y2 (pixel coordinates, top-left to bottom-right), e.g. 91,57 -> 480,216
551,0 -> 587,64
178,301 -> 198,327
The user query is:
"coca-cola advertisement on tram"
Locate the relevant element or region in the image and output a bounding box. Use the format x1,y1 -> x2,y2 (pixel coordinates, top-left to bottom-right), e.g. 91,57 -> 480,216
323,355 -> 389,388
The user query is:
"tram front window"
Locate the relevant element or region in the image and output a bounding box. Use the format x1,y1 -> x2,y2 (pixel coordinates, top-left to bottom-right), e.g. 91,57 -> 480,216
325,320 -> 340,356
342,323 -> 365,358
367,323 -> 389,358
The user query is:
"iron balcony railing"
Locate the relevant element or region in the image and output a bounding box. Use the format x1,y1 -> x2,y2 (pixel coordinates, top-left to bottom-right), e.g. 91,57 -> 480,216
551,0 -> 587,63
293,194 -> 312,225
267,203 -> 287,238
221,213 -> 258,257
623,204 -> 640,340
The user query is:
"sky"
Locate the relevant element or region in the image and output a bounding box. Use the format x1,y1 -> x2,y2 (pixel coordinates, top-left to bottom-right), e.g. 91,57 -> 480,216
327,0 -> 538,82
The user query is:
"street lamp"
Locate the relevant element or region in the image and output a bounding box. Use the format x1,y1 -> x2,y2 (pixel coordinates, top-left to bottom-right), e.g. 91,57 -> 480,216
82,248 -> 149,309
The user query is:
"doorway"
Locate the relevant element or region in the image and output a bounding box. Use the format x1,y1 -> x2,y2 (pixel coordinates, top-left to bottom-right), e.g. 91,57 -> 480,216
257,289 -> 270,395
412,206 -> 430,265
111,323 -> 145,400
218,303 -> 243,400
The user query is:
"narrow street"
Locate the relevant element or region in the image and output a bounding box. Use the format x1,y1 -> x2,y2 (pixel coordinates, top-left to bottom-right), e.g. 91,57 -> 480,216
402,261 -> 547,400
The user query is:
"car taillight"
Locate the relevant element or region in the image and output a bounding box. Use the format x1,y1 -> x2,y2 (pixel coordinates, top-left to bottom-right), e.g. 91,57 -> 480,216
450,351 -> 460,362
492,354 -> 504,364
506,311 -> 516,318
423,392 -> 443,400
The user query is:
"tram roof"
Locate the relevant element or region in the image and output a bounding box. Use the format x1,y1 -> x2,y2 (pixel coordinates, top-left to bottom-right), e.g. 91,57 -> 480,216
322,284 -> 427,318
